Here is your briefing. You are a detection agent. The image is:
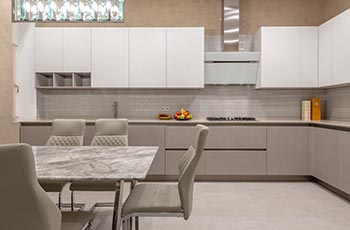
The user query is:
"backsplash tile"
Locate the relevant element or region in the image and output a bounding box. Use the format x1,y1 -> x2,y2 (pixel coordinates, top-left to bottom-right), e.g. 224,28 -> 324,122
37,86 -> 330,120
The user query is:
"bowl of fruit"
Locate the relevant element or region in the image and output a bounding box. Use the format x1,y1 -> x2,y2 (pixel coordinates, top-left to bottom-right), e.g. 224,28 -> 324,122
174,108 -> 193,120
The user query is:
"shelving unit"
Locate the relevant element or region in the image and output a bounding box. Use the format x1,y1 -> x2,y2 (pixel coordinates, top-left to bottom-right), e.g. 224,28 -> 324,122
36,72 -> 91,89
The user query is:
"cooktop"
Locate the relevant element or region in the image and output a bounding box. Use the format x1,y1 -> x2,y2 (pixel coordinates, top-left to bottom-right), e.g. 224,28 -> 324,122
206,117 -> 257,121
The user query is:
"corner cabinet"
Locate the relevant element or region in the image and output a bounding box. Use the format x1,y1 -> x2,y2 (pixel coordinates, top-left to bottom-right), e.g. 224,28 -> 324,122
254,27 -> 318,88
318,9 -> 350,87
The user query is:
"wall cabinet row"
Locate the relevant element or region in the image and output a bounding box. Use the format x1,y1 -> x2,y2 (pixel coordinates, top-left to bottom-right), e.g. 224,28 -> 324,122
254,27 -> 319,88
319,9 -> 350,87
35,27 -> 204,88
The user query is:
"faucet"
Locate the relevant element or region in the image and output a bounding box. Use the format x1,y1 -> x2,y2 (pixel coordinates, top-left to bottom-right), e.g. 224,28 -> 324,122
113,101 -> 118,118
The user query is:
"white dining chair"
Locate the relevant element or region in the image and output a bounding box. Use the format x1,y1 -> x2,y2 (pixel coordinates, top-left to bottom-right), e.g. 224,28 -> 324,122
39,119 -> 86,209
0,143 -> 94,230
120,124 -> 209,230
69,119 -> 128,211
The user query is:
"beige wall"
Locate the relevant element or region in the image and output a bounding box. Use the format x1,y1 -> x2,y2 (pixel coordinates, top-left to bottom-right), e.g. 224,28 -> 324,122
37,0 -> 222,35
323,0 -> 350,21
240,0 -> 325,34
0,0 -> 19,144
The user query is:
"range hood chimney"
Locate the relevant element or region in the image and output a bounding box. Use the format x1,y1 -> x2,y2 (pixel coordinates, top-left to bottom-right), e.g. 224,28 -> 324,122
222,0 -> 240,51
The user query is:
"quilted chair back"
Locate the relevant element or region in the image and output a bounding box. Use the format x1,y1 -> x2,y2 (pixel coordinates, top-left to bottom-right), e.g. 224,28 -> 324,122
178,124 -> 209,220
46,119 -> 86,146
90,119 -> 128,146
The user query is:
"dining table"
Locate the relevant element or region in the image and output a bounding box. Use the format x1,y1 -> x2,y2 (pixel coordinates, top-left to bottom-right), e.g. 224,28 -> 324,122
32,145 -> 159,230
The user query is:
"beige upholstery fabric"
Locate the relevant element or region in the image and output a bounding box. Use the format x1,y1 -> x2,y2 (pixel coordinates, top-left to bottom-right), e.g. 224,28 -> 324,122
121,125 -> 209,221
46,119 -> 85,146
178,125 -> 209,220
90,119 -> 128,146
0,144 -> 61,230
122,184 -> 182,218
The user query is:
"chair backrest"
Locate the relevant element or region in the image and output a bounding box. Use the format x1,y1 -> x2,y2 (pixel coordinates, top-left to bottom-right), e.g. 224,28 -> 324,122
90,119 -> 128,146
0,144 -> 61,230
46,119 -> 85,146
178,124 -> 209,220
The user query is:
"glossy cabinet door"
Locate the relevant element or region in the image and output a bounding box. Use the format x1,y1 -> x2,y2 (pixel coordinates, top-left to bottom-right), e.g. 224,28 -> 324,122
299,27 -> 319,87
128,125 -> 165,175
259,27 -> 299,87
267,127 -> 309,175
312,127 -> 339,187
62,28 -> 91,72
332,9 -> 350,85
166,28 -> 204,88
21,126 -> 51,146
129,28 -> 166,88
165,150 -> 205,175
35,28 -> 63,72
338,131 -> 350,194
318,20 -> 333,87
91,28 -> 129,87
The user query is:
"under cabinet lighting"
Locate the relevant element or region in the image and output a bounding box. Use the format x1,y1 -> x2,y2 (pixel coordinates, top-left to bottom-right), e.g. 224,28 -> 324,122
13,0 -> 124,22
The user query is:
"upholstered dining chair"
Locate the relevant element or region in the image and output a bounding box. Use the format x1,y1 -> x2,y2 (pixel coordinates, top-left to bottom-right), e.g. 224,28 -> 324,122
39,119 -> 86,209
119,124 -> 209,230
69,119 -> 128,211
0,144 -> 94,230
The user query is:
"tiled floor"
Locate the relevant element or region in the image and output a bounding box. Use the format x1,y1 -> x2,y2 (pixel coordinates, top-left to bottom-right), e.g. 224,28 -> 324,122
50,182 -> 350,230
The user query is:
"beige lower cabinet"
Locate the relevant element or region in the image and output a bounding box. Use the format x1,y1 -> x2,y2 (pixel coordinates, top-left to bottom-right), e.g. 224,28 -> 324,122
165,150 -> 205,175
338,131 -> 350,194
267,127 -> 309,175
21,126 -> 51,145
205,150 -> 266,175
128,125 -> 165,175
312,127 -> 339,187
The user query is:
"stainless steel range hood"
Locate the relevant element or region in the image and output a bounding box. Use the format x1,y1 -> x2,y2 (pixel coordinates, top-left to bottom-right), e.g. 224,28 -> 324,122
222,0 -> 240,51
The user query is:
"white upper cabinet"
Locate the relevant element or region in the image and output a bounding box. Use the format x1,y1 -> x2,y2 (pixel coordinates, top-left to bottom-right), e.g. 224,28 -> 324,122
166,28 -> 204,88
257,27 -> 299,88
62,28 -> 91,72
91,28 -> 129,87
318,20 -> 333,87
299,27 -> 319,87
129,28 -> 167,88
255,27 -> 318,88
35,28 -> 62,72
332,10 -> 350,85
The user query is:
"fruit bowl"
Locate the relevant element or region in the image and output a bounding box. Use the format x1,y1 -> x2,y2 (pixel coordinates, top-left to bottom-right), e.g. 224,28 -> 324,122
174,108 -> 193,120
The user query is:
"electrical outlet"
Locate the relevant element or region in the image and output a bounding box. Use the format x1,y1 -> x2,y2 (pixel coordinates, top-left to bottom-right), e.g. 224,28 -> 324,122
160,106 -> 170,112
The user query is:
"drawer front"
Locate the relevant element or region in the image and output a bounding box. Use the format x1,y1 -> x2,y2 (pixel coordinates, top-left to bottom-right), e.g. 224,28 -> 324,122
129,125 -> 165,175
166,126 -> 267,149
205,150 -> 267,175
165,150 -> 205,175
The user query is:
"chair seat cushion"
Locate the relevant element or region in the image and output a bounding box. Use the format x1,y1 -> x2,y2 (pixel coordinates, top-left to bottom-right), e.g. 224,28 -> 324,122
70,180 -> 119,191
61,211 -> 94,230
122,183 -> 182,218
39,179 -> 68,192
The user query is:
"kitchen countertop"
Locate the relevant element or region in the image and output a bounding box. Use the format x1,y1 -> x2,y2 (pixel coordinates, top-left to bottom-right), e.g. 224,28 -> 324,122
17,118 -> 350,130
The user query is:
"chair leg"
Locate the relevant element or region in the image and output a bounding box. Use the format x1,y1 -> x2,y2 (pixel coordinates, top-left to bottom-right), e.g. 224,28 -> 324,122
58,192 -> 62,210
71,191 -> 75,212
129,217 -> 132,230
135,217 -> 139,230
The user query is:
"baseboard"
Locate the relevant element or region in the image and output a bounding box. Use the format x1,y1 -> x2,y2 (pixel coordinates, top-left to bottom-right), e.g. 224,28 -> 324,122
312,177 -> 350,202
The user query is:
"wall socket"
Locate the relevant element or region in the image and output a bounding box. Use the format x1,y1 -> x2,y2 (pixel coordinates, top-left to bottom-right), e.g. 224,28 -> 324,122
160,106 -> 170,112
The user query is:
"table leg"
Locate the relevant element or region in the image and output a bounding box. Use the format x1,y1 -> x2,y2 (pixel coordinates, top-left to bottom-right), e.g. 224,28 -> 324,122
112,180 -> 124,230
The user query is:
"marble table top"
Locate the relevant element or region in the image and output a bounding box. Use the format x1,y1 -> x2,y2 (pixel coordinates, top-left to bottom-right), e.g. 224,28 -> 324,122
32,146 -> 158,181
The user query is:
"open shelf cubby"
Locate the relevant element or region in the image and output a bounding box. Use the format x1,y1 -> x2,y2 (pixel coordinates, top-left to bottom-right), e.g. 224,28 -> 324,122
36,73 -> 54,87
36,72 -> 91,89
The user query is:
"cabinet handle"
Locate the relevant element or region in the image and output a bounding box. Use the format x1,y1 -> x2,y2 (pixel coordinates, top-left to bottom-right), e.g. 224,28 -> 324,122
15,84 -> 19,93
